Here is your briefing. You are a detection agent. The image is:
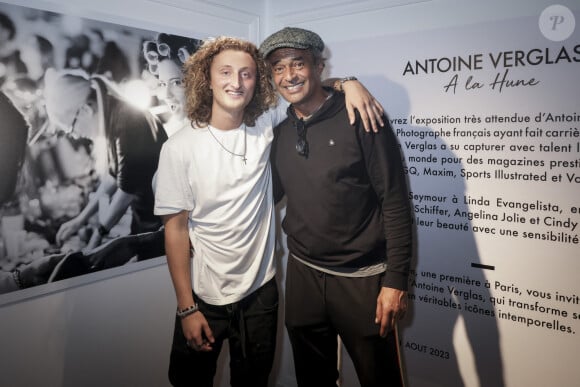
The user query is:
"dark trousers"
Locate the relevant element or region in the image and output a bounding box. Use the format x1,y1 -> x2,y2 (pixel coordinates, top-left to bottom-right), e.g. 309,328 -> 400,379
168,278 -> 279,387
285,256 -> 403,387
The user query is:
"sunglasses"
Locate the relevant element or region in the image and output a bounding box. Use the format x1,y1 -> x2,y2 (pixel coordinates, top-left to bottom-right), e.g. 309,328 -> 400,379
295,119 -> 309,158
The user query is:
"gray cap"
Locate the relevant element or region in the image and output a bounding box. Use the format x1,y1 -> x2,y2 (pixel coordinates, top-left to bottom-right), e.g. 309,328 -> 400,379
259,27 -> 324,59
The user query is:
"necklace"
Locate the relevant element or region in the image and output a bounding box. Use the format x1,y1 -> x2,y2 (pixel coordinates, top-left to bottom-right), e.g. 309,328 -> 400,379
297,92 -> 332,121
207,124 -> 247,164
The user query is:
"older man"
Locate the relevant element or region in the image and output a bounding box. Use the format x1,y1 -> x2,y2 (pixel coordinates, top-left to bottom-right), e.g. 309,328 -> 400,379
261,27 -> 412,387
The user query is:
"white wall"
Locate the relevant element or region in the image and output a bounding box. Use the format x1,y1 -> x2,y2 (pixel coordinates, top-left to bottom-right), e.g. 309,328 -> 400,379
0,261 -> 176,386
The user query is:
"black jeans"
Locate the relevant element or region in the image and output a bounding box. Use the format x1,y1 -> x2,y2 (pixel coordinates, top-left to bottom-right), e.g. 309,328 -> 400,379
168,278 -> 279,387
285,256 -> 403,387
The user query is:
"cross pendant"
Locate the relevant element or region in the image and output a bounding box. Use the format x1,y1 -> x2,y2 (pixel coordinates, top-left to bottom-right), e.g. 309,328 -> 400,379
242,156 -> 247,165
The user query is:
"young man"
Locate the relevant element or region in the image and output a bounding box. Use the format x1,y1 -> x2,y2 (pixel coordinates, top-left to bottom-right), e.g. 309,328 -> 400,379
153,36 -> 384,387
261,27 -> 413,387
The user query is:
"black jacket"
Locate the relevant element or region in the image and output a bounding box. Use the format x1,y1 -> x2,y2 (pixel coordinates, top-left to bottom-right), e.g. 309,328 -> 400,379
271,92 -> 412,290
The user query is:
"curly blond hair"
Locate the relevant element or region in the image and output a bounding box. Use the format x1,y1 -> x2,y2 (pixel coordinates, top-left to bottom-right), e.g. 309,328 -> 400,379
183,36 -> 277,127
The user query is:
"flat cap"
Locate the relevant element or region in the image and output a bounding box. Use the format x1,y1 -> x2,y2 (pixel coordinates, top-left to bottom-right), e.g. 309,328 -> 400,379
259,27 -> 324,58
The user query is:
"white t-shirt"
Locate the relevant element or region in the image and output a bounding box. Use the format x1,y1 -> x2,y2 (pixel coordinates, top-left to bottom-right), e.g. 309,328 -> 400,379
154,102 -> 287,305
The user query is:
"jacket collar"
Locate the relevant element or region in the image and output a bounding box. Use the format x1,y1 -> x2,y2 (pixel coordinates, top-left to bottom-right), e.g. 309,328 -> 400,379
286,87 -> 344,127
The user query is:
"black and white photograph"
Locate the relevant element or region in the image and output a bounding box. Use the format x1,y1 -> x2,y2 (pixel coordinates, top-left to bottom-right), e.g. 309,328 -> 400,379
0,1 -> 200,298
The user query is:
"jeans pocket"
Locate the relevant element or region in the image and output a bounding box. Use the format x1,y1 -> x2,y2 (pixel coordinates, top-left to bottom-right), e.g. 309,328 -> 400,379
253,278 -> 279,312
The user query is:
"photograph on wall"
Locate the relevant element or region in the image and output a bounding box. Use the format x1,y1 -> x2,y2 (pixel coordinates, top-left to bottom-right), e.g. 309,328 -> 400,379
0,1 -> 201,300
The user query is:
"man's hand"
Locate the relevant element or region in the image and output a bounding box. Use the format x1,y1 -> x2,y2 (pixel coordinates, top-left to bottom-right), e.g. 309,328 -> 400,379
181,311 -> 215,352
375,287 -> 407,337
342,80 -> 385,133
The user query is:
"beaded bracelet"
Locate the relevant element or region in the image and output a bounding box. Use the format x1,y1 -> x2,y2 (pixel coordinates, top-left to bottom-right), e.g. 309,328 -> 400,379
176,304 -> 199,319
